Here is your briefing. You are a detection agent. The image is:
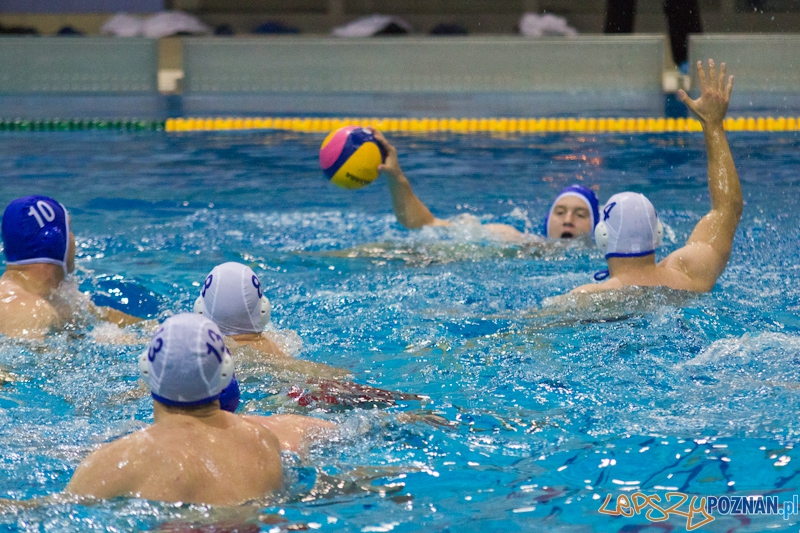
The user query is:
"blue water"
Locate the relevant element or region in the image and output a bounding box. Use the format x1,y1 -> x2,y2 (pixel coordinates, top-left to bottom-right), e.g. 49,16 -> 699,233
1,130 -> 800,532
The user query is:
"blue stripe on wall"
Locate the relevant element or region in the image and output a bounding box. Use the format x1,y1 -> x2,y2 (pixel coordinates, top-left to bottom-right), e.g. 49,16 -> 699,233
0,0 -> 163,13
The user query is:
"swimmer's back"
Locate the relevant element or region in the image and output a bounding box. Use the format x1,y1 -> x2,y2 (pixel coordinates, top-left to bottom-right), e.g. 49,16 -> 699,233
67,409 -> 283,505
0,278 -> 60,338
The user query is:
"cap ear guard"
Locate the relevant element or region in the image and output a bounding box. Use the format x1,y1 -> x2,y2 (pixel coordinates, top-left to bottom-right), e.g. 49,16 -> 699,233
655,219 -> 664,248
594,221 -> 609,253
260,295 -> 271,329
195,294 -> 269,332
138,350 -> 152,388
595,219 -> 662,253
218,346 -> 235,391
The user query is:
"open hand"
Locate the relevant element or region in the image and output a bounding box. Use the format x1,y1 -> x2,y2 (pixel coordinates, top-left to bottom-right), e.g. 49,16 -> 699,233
677,59 -> 733,126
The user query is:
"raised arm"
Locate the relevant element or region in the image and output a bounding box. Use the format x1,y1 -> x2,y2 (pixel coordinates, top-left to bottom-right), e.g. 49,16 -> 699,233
660,59 -> 743,291
372,130 -> 526,242
94,305 -> 145,327
372,130 -> 446,229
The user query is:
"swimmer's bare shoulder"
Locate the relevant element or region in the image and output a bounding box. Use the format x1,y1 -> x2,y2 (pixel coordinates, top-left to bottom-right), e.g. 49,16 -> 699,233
227,334 -> 288,358
0,279 -> 60,338
571,278 -> 624,294
244,414 -> 336,455
67,411 -> 283,505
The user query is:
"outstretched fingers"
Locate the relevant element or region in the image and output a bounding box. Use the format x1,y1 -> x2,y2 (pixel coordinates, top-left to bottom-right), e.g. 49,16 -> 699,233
680,59 -> 733,123
696,60 -> 707,90
726,74 -> 734,100
707,59 -> 717,90
676,89 -> 697,114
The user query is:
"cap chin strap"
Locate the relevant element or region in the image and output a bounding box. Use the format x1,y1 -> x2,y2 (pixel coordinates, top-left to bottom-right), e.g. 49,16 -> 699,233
138,347 -> 235,402
194,295 -> 271,332
60,202 -> 70,277
5,257 -> 67,270
594,219 -> 664,255
655,220 -> 664,247
259,295 -> 271,329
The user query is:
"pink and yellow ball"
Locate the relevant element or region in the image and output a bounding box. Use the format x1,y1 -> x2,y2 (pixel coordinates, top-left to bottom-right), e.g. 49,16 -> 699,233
319,126 -> 386,190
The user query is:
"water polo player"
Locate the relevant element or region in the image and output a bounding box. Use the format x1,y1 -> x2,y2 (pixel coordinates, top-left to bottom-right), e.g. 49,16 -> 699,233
196,262 -> 418,408
571,59 -> 742,294
371,130 -> 600,242
0,195 -> 141,338
67,313 -> 334,504
194,261 -> 348,378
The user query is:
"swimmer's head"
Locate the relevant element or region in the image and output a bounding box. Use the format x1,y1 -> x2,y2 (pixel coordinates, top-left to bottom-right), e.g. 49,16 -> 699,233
194,262 -> 271,336
2,196 -> 74,275
544,185 -> 600,239
139,313 -> 235,407
594,192 -> 663,259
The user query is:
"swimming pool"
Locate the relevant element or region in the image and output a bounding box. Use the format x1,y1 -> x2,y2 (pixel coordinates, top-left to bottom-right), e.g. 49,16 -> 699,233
1,129 -> 799,532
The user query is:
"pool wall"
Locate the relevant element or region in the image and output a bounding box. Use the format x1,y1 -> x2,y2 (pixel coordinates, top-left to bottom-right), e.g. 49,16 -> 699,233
181,35 -> 664,117
0,34 -> 798,119
0,37 -> 166,119
688,34 -> 800,115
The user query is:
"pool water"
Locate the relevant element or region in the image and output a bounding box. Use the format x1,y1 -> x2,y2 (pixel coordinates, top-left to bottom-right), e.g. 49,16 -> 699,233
1,129 -> 800,532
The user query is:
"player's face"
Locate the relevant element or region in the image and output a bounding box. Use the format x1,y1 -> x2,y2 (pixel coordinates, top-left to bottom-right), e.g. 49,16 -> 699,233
547,196 -> 592,239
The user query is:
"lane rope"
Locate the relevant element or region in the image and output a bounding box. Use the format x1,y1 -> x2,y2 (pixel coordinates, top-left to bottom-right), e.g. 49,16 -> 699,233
165,116 -> 800,133
0,116 -> 797,133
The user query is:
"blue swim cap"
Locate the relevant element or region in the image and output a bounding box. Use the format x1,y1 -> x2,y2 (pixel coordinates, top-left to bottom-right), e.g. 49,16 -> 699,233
542,185 -> 600,237
2,196 -> 70,273
219,374 -> 241,413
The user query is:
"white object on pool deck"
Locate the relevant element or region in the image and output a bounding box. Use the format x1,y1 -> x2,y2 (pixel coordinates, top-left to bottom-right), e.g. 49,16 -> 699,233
143,11 -> 210,38
100,10 -> 210,38
100,13 -> 145,37
332,15 -> 412,37
519,13 -> 578,37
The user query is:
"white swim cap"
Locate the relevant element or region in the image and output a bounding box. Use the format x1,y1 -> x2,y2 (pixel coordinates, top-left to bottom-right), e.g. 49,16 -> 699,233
194,262 -> 271,336
138,313 -> 234,407
594,192 -> 663,258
